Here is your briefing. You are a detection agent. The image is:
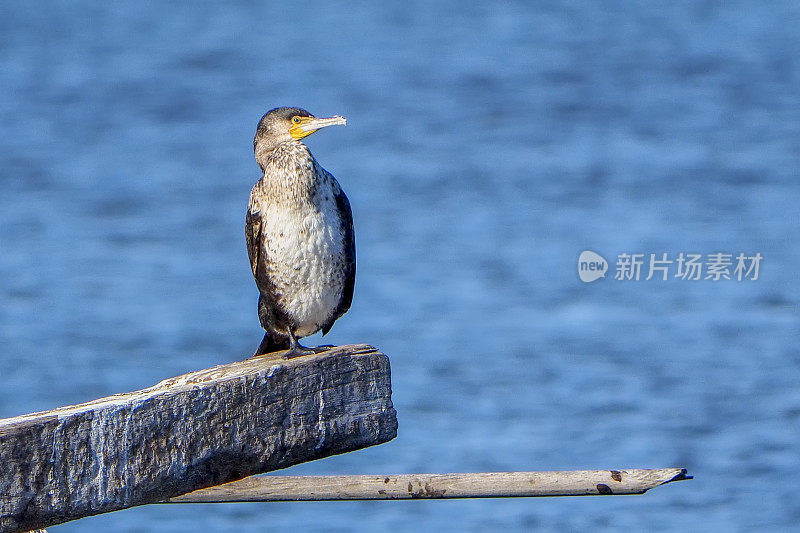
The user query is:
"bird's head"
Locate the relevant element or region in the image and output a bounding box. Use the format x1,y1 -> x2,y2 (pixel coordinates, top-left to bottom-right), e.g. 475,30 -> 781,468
254,107 -> 346,169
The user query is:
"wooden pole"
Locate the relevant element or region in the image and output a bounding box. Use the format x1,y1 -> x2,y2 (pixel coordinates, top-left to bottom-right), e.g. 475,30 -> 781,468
168,469 -> 691,502
0,345 -> 397,533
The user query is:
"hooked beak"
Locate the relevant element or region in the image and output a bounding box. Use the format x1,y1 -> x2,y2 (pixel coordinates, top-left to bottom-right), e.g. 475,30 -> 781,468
291,115 -> 347,139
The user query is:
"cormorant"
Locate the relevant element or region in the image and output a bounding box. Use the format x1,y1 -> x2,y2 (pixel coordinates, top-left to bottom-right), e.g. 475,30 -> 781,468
246,107 -> 354,358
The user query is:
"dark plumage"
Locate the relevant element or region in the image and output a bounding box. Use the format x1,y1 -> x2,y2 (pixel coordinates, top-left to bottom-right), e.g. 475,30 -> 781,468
246,107 -> 354,358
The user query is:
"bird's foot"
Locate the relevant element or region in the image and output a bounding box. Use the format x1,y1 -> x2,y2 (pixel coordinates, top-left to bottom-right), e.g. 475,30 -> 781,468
282,328 -> 335,359
281,344 -> 332,359
281,346 -> 314,359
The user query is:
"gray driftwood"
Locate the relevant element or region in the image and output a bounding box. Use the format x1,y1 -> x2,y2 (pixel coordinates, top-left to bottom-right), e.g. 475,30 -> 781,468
169,468 -> 691,502
0,344 -> 396,533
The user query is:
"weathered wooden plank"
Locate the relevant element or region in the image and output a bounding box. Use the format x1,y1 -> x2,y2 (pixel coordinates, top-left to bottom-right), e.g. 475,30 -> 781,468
0,344 -> 397,533
169,469 -> 691,502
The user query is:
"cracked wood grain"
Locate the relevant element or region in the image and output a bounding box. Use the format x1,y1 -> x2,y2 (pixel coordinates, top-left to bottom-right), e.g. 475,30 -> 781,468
0,344 -> 396,533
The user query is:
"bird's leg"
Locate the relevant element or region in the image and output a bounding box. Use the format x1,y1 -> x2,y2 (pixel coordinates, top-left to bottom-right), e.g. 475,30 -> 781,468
281,328 -> 330,359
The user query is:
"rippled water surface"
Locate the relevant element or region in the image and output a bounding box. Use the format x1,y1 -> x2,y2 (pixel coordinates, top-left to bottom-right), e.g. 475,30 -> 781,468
1,2 -> 799,531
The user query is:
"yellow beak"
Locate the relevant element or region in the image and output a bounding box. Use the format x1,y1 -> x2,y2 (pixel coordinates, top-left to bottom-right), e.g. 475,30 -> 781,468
290,115 -> 347,140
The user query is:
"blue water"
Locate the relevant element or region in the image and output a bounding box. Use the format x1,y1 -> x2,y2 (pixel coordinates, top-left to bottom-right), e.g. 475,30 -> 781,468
1,2 -> 799,531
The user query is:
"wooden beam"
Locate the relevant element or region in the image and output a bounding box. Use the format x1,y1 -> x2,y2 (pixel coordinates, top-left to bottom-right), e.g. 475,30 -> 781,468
169,469 -> 691,502
0,344 -> 397,533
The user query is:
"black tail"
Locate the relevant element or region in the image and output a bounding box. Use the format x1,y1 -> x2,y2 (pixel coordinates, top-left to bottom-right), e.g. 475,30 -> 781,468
253,332 -> 290,357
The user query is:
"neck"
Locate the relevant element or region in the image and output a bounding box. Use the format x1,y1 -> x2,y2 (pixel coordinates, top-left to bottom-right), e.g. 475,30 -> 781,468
253,141 -> 320,204
255,139 -> 310,172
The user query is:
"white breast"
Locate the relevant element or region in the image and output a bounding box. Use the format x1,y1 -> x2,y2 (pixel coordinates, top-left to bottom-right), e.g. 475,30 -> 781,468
261,188 -> 346,337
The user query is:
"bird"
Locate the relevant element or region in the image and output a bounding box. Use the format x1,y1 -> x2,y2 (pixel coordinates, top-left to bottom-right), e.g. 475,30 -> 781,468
246,107 -> 355,359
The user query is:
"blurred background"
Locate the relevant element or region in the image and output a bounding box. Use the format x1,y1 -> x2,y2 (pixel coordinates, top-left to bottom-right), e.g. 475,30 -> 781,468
1,1 -> 799,531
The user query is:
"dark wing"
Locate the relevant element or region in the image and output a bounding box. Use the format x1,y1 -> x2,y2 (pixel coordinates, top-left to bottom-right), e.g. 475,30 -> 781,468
246,193 -> 291,335
245,203 -> 263,279
322,181 -> 356,335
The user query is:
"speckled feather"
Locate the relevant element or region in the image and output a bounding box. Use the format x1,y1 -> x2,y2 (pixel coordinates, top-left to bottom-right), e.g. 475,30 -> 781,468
246,139 -> 355,347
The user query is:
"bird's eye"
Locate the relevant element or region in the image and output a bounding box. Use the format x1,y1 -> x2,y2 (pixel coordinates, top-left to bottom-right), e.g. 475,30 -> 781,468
292,116 -> 301,124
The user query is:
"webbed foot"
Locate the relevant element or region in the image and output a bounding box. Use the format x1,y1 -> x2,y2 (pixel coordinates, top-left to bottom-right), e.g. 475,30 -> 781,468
281,330 -> 333,359
281,345 -> 316,359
